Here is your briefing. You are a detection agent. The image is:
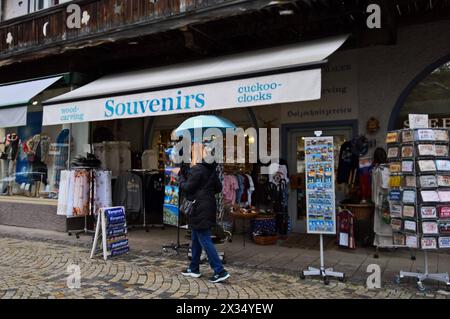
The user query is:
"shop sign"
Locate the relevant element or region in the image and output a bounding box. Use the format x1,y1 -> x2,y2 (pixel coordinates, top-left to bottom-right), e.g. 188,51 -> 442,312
281,52 -> 358,124
43,70 -> 321,126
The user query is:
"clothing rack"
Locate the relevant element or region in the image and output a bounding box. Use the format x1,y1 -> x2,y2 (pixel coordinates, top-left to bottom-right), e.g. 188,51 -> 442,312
126,169 -> 165,231
67,167 -> 96,239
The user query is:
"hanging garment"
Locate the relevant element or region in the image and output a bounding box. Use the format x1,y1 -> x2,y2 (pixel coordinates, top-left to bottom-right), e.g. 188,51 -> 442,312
113,172 -> 142,213
57,170 -> 70,216
239,174 -> 250,205
145,172 -> 165,224
94,170 -> 112,214
51,129 -> 70,191
337,141 -> 359,184
40,136 -> 51,163
223,174 -> 239,204
251,164 -> 271,208
141,149 -> 159,170
93,143 -> 107,171
72,169 -> 91,216
119,142 -> 132,175
245,174 -> 255,206
56,170 -> 75,217
235,174 -> 244,205
372,165 -> 392,247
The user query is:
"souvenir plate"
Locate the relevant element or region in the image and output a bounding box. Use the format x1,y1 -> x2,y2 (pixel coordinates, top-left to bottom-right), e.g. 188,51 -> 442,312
405,235 -> 418,248
404,220 -> 417,232
401,145 -> 414,158
421,237 -> 437,249
402,160 -> 414,173
402,190 -> 416,204
389,203 -> 402,218
436,160 -> 450,171
434,129 -> 449,142
389,162 -> 401,173
387,147 -> 399,158
438,205 -> 450,219
417,144 -> 436,156
386,132 -> 399,144
419,175 -> 438,188
422,221 -> 439,235
389,176 -> 402,187
402,205 -> 415,218
435,145 -> 449,157
420,206 -> 437,219
421,190 -> 440,202
403,175 -> 417,188
418,160 -> 436,172
416,129 -> 435,141
439,191 -> 450,202
439,222 -> 450,234
401,130 -> 414,143
391,219 -> 403,231
439,236 -> 450,248
393,233 -> 405,246
437,175 -> 450,187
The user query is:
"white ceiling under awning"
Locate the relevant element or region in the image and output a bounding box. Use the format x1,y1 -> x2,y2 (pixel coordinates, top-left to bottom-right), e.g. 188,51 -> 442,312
48,35 -> 348,104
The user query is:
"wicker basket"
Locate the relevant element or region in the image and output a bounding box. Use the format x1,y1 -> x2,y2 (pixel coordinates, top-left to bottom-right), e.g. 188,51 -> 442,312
253,235 -> 278,245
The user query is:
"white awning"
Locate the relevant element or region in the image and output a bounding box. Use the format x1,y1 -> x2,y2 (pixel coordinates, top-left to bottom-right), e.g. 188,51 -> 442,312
0,106 -> 27,128
43,35 -> 348,126
0,76 -> 62,128
0,76 -> 62,108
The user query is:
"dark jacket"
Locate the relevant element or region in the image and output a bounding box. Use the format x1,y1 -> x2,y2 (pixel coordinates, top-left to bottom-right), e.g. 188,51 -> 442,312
179,163 -> 222,230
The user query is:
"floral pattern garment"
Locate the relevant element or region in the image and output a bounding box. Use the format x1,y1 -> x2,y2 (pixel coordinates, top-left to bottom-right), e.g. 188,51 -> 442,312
94,170 -> 112,214
72,169 -> 91,216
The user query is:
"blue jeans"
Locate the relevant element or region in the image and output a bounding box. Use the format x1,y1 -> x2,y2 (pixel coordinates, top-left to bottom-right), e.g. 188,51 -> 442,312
190,228 -> 224,275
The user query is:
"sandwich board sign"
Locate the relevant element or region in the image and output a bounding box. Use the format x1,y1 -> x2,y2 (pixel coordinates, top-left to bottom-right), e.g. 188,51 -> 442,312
90,206 -> 129,260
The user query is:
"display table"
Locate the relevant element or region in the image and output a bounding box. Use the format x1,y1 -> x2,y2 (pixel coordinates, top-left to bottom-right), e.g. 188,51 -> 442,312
231,211 -> 258,247
340,203 -> 374,247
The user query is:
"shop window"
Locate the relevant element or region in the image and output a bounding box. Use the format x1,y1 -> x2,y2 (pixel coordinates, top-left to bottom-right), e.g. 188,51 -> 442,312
394,59 -> 450,129
0,115 -> 71,199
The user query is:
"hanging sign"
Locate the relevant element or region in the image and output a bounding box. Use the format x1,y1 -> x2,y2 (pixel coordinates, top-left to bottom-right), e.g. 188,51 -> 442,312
90,207 -> 129,260
408,114 -> 429,129
304,136 -> 336,234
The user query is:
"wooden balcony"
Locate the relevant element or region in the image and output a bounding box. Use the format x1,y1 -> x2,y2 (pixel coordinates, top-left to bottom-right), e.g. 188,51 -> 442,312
0,0 -> 273,65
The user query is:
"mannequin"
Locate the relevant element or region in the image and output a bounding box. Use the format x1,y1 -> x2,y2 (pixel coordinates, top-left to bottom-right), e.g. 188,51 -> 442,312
0,133 -> 20,195
25,134 -> 51,196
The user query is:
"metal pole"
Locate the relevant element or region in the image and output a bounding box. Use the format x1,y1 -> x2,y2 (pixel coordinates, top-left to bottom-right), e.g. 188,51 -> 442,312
424,250 -> 429,275
320,234 -> 324,271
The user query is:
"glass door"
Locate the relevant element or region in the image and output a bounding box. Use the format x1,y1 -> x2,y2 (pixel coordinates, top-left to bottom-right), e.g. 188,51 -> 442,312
288,126 -> 353,233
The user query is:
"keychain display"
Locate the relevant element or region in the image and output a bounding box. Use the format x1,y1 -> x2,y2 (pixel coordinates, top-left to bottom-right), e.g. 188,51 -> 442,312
435,145 -> 449,157
420,206 -> 437,219
419,175 -> 438,188
401,145 -> 414,158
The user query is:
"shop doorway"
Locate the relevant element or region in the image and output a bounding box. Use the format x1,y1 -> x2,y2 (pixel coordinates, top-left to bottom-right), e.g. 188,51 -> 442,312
285,123 -> 356,233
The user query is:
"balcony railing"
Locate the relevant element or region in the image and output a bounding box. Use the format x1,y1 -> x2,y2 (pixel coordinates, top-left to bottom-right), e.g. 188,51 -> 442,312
0,0 -> 265,61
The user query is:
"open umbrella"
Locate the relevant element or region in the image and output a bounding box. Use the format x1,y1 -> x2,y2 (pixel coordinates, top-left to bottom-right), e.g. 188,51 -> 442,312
174,115 -> 236,142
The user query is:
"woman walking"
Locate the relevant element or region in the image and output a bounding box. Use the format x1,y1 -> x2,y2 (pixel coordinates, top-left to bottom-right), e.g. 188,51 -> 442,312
179,145 -> 230,283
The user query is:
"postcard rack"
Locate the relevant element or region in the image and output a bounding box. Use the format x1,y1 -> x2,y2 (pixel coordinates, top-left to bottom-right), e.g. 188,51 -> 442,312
386,128 -> 450,291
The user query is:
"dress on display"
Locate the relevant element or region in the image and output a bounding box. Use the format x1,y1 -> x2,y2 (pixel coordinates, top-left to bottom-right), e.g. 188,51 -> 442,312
72,169 -> 91,216
372,164 -> 392,247
94,170 -> 112,214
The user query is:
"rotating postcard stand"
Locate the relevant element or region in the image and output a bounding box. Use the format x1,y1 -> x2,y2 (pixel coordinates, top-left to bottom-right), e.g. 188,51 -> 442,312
386,124 -> 450,291
300,132 -> 345,285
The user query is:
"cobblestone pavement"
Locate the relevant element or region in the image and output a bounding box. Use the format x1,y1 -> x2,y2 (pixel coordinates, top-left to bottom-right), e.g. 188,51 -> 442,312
0,236 -> 449,299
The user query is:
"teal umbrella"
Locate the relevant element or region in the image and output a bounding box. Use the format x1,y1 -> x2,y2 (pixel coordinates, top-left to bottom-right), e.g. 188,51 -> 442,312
174,115 -> 236,142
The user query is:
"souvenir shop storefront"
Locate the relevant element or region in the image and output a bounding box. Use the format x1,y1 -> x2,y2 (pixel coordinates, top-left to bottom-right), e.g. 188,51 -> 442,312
32,35 -> 348,237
